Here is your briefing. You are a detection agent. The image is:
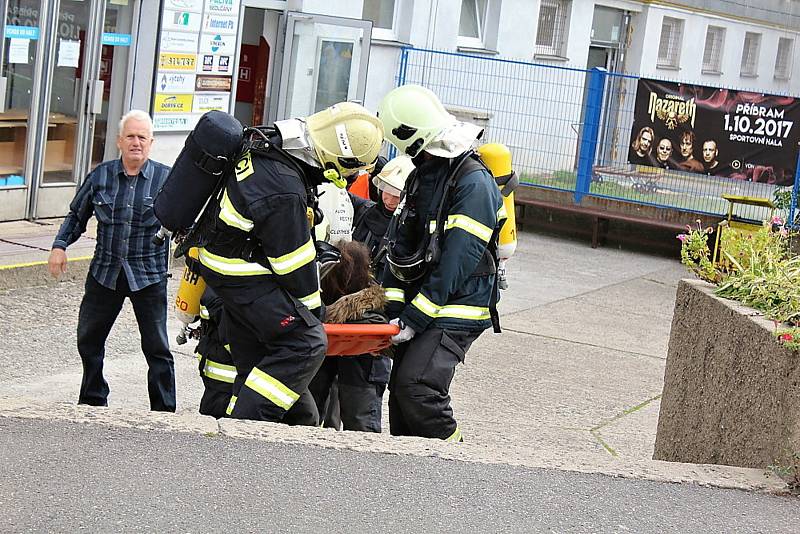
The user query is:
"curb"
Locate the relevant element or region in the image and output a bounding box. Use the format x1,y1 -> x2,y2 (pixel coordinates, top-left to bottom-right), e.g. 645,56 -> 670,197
0,397 -> 788,495
0,257 -> 92,291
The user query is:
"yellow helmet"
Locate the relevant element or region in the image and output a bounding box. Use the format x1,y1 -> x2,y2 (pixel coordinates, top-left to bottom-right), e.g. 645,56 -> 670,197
373,155 -> 415,196
306,102 -> 385,188
377,84 -> 452,157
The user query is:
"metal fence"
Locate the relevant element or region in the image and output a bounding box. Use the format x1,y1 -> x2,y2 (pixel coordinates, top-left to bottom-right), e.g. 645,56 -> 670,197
397,47 -> 800,224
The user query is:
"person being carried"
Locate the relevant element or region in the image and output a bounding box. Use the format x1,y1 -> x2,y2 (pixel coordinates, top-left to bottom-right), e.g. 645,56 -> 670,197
48,110 -> 175,412
309,156 -> 414,432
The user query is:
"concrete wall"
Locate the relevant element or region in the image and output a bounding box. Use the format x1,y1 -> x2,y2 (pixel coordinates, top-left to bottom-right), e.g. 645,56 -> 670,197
654,279 -> 800,469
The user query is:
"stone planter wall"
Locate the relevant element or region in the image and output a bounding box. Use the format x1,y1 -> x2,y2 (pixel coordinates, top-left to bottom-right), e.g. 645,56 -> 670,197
654,279 -> 800,469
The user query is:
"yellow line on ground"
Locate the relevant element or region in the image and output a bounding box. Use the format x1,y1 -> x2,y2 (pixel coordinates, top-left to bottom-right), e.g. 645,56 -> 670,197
0,256 -> 93,270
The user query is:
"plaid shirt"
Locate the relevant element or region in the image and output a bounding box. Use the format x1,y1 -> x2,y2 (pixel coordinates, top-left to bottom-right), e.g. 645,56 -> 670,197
53,158 -> 171,291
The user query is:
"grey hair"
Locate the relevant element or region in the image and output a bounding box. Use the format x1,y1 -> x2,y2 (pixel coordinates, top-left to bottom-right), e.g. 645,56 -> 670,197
119,110 -> 154,137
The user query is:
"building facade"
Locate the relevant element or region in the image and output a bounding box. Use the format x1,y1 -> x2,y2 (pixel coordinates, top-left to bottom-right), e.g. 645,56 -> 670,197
1,0 -> 797,222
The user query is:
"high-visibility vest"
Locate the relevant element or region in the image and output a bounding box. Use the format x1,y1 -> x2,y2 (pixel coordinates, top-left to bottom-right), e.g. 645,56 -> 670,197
349,171 -> 370,200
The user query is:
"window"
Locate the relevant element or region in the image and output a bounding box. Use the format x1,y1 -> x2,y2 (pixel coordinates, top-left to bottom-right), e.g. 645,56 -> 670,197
741,32 -> 761,76
459,0 -> 488,47
362,0 -> 398,40
657,17 -> 684,69
775,37 -> 793,80
702,26 -> 725,73
535,0 -> 570,57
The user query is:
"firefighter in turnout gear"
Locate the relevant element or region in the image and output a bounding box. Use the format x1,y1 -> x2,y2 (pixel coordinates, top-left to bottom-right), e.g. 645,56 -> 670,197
194,102 -> 384,424
377,85 -> 506,441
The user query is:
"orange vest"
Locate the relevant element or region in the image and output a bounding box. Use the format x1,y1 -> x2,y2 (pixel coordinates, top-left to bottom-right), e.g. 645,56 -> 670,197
348,171 -> 370,200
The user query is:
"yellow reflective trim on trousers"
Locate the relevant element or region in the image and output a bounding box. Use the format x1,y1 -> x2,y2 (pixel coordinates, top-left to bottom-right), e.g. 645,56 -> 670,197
199,306 -> 210,320
445,426 -> 463,442
198,248 -> 272,276
411,292 -> 440,318
299,290 -> 322,310
429,220 -> 437,234
244,367 -> 300,411
385,287 -> 405,303
444,214 -> 493,242
202,358 -> 237,384
219,189 -> 254,231
226,395 -> 237,415
268,238 -> 316,275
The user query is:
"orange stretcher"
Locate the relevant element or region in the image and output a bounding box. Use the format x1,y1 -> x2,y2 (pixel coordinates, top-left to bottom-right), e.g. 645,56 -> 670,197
323,323 -> 400,356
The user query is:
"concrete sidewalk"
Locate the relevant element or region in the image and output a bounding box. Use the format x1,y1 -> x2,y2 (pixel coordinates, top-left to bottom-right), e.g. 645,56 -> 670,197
0,222 -> 788,496
0,218 -> 97,290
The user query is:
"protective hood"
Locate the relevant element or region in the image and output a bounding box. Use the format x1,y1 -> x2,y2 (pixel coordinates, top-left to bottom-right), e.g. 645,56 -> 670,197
274,118 -> 322,168
423,117 -> 484,158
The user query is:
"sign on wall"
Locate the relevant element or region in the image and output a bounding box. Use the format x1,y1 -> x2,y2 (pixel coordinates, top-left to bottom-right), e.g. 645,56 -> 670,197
153,0 -> 240,131
628,78 -> 800,186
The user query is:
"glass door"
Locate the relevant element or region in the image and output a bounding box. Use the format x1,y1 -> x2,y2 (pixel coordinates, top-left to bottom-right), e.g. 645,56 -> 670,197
0,0 -> 39,220
29,0 -> 134,219
273,13 -> 372,121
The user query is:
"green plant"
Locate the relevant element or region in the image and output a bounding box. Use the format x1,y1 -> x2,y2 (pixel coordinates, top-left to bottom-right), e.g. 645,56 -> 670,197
677,220 -> 717,282
678,216 -> 800,325
715,219 -> 800,325
768,451 -> 800,492
774,327 -> 800,350
773,188 -> 799,227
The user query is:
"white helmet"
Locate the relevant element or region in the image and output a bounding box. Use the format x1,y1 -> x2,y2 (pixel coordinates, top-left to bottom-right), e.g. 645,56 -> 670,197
373,155 -> 414,196
306,102 -> 385,187
377,84 -> 453,158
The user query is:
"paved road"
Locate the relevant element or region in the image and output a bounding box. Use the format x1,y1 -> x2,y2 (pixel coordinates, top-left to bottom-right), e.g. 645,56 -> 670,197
1,230 -> 797,531
2,417 -> 798,533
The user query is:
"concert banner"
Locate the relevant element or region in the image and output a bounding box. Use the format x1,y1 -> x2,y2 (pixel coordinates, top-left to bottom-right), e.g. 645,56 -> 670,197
628,78 -> 800,185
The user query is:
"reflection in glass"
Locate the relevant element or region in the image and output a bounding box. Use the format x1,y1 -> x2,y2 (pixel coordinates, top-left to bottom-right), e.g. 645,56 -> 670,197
314,40 -> 353,112
0,0 -> 39,187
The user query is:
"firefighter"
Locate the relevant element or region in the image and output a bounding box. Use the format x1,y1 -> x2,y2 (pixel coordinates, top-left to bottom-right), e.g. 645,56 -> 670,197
377,85 -> 506,441
194,102 -> 384,425
309,156 -> 414,432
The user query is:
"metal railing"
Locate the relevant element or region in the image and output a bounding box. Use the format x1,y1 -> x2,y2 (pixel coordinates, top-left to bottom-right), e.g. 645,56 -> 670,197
396,47 -> 800,225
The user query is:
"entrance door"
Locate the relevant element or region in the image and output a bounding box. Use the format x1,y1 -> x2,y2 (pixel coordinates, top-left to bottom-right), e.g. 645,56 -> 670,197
272,12 -> 372,121
0,0 -> 135,221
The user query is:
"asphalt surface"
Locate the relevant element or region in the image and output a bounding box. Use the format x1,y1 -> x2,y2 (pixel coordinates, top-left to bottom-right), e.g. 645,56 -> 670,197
2,417 -> 798,533
1,227 -> 798,531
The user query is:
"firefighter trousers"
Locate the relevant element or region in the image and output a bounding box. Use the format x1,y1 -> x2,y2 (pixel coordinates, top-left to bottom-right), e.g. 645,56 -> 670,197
221,295 -> 327,424
388,328 -> 479,440
196,335 -> 235,419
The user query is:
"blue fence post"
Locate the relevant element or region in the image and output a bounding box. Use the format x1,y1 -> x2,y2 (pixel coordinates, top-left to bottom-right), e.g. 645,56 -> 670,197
575,67 -> 607,204
790,149 -> 800,228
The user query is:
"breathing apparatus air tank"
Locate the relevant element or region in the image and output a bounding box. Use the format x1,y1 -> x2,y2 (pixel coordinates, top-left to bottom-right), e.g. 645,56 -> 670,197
477,143 -> 517,290
175,247 -> 206,344
154,111 -> 244,233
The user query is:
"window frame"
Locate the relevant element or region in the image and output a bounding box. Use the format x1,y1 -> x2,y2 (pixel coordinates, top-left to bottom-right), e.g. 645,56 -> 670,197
534,0 -> 571,58
702,25 -> 725,74
740,31 -> 762,77
774,37 -> 793,80
362,0 -> 401,41
457,0 -> 489,49
657,16 -> 684,70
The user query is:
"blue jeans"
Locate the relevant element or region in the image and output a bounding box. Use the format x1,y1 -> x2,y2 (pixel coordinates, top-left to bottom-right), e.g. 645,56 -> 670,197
77,272 -> 175,411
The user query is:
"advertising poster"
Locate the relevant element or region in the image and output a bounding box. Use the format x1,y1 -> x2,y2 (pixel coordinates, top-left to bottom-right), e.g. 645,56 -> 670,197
153,0 -> 241,131
628,78 -> 800,185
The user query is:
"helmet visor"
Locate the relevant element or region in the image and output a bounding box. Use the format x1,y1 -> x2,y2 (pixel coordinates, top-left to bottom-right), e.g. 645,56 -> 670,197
372,176 -> 402,197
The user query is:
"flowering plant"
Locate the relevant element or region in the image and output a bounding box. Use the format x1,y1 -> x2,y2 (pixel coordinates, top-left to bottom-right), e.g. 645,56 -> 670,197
774,328 -> 800,350
679,215 -> 800,329
677,220 -> 717,282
